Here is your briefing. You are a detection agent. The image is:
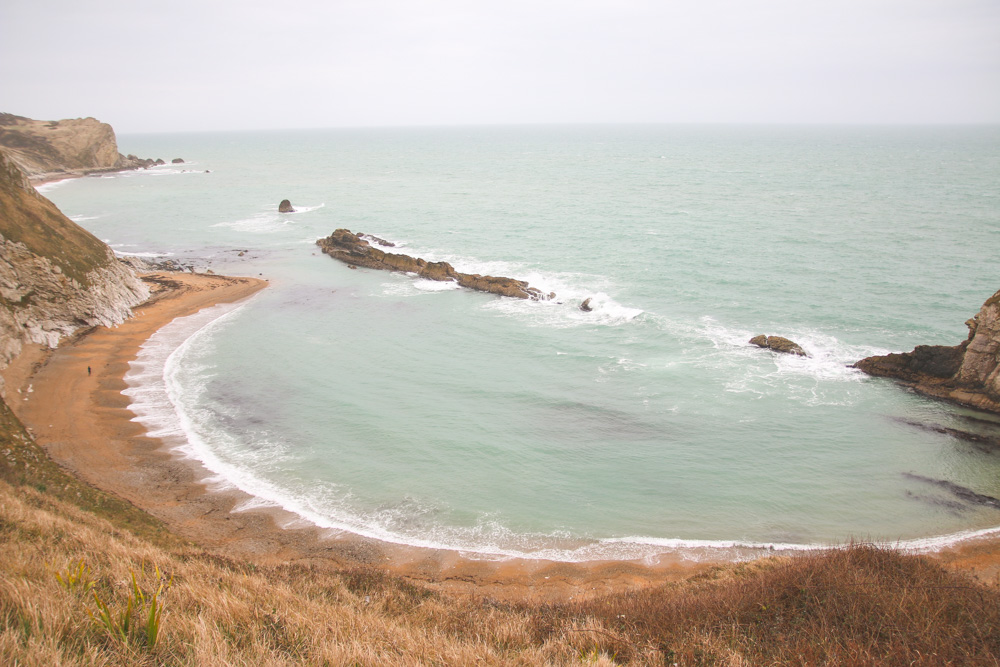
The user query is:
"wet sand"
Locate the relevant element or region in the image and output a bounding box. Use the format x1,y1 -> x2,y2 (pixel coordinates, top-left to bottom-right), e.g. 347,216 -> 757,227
3,271 -> 998,600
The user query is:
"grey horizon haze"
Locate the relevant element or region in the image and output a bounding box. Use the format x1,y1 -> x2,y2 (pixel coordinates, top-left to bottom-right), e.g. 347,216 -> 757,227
1,0 -> 998,133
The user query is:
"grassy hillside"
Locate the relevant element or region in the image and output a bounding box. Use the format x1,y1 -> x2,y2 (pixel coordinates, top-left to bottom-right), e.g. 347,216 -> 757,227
1,395 -> 999,665
0,149 -> 113,287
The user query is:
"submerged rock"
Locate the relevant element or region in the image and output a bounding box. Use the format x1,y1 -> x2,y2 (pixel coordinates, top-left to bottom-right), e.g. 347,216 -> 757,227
316,228 -> 554,301
749,335 -> 807,357
854,288 -> 1000,414
903,473 -> 1000,509
278,199 -> 295,213
580,298 -> 593,312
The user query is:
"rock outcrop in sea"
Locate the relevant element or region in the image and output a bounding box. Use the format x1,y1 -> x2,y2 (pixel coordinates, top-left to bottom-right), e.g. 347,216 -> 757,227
749,335 -> 808,356
854,288 -> 1000,414
316,228 -> 555,301
0,148 -> 149,393
0,113 -> 161,180
279,199 -> 295,213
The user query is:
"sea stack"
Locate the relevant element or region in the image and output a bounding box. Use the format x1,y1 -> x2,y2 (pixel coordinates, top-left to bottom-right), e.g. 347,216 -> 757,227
750,335 -> 808,357
854,288 -> 1000,414
279,199 -> 295,213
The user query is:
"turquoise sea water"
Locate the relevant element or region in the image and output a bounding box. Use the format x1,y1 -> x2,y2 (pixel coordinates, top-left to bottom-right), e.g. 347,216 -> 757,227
41,125 -> 1000,561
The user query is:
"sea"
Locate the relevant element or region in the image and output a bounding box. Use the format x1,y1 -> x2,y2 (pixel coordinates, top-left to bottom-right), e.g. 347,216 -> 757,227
39,124 -> 1000,562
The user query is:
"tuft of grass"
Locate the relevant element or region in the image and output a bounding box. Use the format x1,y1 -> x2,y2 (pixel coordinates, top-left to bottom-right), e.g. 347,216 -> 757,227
53,559 -> 93,595
87,587 -> 134,645
86,566 -> 171,651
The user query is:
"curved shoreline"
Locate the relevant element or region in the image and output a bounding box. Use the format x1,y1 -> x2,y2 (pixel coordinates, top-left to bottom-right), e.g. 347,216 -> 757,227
123,301 -> 831,561
3,271 -> 1000,597
0,271 -> 712,599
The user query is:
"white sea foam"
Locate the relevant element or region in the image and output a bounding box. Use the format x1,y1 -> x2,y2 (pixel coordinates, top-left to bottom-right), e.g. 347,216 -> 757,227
365,233 -> 644,327
688,315 -> 894,405
283,203 -> 325,214
214,213 -> 293,234
69,214 -> 100,222
413,278 -> 461,292
896,524 -> 1000,553
215,203 -> 323,234
114,250 -> 175,258
131,163 -> 201,176
35,179 -> 72,192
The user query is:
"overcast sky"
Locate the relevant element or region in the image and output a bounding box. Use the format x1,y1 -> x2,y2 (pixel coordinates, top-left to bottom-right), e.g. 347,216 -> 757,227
2,0 -> 998,133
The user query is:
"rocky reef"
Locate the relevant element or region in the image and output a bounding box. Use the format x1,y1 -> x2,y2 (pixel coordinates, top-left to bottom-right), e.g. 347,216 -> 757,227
0,149 -> 149,391
854,289 -> 1000,414
750,335 -> 808,357
0,113 -> 162,180
316,229 -> 555,301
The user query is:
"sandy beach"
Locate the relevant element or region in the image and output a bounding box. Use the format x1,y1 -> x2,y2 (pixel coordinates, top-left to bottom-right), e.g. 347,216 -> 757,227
3,270 -> 999,601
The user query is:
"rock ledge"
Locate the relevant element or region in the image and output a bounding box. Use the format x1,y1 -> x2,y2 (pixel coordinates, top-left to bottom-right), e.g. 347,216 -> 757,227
316,229 -> 554,301
853,288 -> 1000,414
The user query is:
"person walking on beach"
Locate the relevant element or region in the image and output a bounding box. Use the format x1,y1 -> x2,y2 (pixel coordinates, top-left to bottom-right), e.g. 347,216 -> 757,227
87,366 -> 91,376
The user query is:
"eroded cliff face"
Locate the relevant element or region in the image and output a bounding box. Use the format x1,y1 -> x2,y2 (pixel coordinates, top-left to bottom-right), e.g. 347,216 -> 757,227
0,113 -> 159,179
854,289 -> 1000,413
0,149 -> 149,390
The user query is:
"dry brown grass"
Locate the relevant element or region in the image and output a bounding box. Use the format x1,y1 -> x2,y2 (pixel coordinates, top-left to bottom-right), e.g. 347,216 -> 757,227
2,397 -> 999,665
0,478 -> 574,665
548,546 -> 1000,665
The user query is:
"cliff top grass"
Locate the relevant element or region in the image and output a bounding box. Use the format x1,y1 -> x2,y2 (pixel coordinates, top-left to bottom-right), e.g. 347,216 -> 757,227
2,392 -> 999,665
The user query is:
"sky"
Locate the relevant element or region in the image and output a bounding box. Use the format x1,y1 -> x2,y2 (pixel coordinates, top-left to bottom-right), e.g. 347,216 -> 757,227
1,0 -> 998,133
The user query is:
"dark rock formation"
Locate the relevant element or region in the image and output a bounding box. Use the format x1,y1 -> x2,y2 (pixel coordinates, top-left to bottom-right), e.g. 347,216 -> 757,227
749,335 -> 808,357
580,298 -> 593,312
278,199 -> 295,213
316,229 -> 555,301
854,289 -> 1000,414
0,113 -> 160,179
171,158 -> 185,164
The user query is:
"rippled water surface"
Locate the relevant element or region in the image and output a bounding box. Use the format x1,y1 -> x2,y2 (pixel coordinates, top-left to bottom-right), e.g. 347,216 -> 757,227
43,125 -> 1000,560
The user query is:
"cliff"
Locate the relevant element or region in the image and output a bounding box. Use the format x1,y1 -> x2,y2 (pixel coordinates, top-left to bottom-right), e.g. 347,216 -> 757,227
854,289 -> 1000,413
0,148 -> 149,391
0,113 -> 161,179
317,228 -> 555,300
